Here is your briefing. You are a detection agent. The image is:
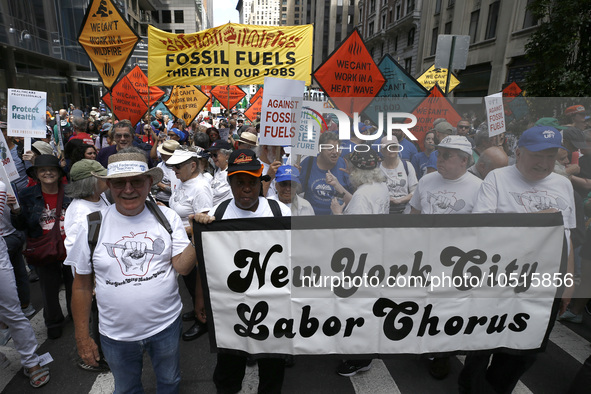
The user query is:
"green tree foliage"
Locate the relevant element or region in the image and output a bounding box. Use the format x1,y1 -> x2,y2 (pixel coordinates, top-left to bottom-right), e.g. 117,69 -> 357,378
524,0 -> 591,97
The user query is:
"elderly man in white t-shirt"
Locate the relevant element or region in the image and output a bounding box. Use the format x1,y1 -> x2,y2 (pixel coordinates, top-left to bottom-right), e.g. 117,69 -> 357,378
410,135 -> 482,214
68,148 -> 197,393
459,125 -> 576,393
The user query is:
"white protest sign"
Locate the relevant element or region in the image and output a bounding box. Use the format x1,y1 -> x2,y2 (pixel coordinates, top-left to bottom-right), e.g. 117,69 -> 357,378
0,165 -> 19,209
0,131 -> 20,182
292,101 -> 328,157
196,214 -> 565,356
485,92 -> 506,137
7,89 -> 47,138
259,77 -> 305,146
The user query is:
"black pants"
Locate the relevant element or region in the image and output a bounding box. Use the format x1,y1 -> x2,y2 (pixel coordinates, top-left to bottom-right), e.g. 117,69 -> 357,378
36,261 -> 73,329
214,353 -> 285,394
458,352 -> 537,394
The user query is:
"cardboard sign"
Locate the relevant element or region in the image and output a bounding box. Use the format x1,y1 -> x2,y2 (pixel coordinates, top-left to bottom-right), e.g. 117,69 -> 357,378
211,85 -> 246,110
126,65 -> 165,107
313,29 -> 385,118
364,54 -> 428,125
78,0 -> 140,89
410,85 -> 462,150
0,131 -> 19,182
244,96 -> 263,122
148,23 -> 314,86
417,65 -> 460,94
195,213 -> 565,356
164,86 -> 210,125
250,87 -> 264,104
102,76 -> 148,125
7,89 -> 46,138
485,93 -> 505,137
259,77 -> 305,146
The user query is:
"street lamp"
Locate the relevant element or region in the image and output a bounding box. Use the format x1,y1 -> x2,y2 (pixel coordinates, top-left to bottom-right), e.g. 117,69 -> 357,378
8,27 -> 31,43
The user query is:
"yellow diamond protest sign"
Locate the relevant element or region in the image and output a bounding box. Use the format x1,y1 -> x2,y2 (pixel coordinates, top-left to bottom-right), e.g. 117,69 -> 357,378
164,86 -> 210,125
416,65 -> 460,94
78,0 -> 140,89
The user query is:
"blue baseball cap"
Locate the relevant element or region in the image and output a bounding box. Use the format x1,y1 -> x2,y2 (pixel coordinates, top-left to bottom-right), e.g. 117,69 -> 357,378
170,128 -> 186,141
518,126 -> 563,152
275,165 -> 301,183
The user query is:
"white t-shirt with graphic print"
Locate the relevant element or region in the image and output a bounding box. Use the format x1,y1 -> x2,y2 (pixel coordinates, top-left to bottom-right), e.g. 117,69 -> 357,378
169,173 -> 213,227
473,165 -> 576,229
65,204 -> 190,341
410,171 -> 482,214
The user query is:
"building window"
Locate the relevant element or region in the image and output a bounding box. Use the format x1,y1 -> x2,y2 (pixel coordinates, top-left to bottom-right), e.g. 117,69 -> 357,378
469,10 -> 479,43
369,21 -> 374,36
151,10 -> 159,23
407,27 -> 415,46
282,13 -> 286,18
404,57 -> 412,73
175,29 -> 185,34
174,10 -> 184,23
444,22 -> 452,34
282,6 -> 287,11
370,0 -> 375,11
348,14 -> 353,24
389,10 -> 392,22
396,5 -> 401,19
407,0 -> 415,13
523,0 -> 537,29
448,0 -> 455,7
162,10 -> 171,23
394,35 -> 398,51
485,1 -> 500,39
434,0 -> 441,14
382,14 -> 386,29
430,27 -> 438,56
295,13 -> 300,18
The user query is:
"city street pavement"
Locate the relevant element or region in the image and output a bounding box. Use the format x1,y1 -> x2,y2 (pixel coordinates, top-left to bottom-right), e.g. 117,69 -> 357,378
1,277 -> 590,393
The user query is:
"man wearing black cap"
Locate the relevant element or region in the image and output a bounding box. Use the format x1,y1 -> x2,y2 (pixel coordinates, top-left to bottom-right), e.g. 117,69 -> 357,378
194,149 -> 290,393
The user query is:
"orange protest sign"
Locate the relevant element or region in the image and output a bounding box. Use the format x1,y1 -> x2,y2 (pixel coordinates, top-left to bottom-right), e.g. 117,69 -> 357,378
210,85 -> 246,110
410,85 -> 462,151
250,87 -> 263,104
313,29 -> 385,118
101,76 -> 148,125
503,81 -> 522,99
201,85 -> 213,112
126,66 -> 165,107
244,97 -> 263,122
78,0 -> 140,89
164,86 -> 210,125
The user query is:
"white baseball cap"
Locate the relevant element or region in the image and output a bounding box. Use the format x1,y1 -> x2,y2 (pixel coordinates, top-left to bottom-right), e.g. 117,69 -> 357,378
436,135 -> 472,155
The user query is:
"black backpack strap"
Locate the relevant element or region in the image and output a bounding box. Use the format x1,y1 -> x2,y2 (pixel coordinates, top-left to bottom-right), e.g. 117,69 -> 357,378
213,199 -> 232,220
145,200 -> 173,234
87,211 -> 103,272
268,199 -> 283,217
302,157 -> 314,198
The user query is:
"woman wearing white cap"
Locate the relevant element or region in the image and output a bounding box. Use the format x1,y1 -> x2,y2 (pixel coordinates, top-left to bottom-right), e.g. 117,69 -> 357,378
166,147 -> 213,341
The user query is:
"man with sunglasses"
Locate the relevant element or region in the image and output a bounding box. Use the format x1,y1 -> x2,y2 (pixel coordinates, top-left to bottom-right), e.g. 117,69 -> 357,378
97,120 -> 153,169
69,147 -> 197,393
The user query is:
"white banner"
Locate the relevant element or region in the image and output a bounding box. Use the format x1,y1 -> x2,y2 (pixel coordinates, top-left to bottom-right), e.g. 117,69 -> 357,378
259,77 -> 305,146
485,92 -> 505,137
7,89 -> 46,138
0,131 -> 20,182
196,214 -> 566,356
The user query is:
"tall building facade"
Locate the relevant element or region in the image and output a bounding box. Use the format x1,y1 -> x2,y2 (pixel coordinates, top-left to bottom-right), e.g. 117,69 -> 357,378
149,0 -> 213,33
358,0 -> 421,76
248,0 -> 280,25
416,0 -> 537,96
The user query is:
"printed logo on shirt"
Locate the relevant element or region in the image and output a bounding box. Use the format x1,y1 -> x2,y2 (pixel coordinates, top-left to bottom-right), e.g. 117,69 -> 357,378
426,191 -> 466,214
311,179 -> 333,201
509,190 -> 568,213
102,232 -> 165,277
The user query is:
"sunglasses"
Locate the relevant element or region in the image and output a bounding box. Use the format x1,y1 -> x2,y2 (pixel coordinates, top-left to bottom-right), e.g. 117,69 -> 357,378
110,178 -> 147,189
166,161 -> 190,170
114,133 -> 132,139
457,125 -> 470,129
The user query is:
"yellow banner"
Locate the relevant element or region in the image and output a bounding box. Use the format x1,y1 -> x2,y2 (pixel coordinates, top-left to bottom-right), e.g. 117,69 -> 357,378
148,23 -> 313,86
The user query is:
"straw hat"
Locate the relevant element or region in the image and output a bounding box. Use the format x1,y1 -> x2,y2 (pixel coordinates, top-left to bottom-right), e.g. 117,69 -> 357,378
92,150 -> 163,184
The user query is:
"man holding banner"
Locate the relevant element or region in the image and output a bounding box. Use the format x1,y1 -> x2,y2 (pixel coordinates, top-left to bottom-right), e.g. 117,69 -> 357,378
459,126 -> 576,393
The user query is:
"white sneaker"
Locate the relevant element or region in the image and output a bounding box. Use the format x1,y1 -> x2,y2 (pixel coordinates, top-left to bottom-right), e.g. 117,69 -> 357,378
21,304 -> 35,318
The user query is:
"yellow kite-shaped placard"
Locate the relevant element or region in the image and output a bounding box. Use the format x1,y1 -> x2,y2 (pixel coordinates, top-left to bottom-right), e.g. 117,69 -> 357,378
78,0 -> 140,89
148,23 -> 313,86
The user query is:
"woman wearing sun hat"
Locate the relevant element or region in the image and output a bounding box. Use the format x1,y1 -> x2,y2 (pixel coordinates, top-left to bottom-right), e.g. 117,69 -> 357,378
9,155 -> 72,340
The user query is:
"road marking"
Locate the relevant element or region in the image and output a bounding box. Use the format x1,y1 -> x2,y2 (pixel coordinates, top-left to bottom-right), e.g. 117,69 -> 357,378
350,359 -> 401,394
550,321 -> 590,364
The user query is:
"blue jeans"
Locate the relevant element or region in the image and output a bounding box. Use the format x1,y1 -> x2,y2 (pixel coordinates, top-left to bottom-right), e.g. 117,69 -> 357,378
100,316 -> 182,394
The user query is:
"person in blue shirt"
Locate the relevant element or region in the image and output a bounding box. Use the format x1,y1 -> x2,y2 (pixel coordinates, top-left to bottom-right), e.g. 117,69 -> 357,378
299,132 -> 353,215
392,128 -> 418,162
411,131 -> 436,180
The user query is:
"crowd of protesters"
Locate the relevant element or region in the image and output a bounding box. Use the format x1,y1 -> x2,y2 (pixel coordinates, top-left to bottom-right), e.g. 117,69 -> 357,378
0,100 -> 590,393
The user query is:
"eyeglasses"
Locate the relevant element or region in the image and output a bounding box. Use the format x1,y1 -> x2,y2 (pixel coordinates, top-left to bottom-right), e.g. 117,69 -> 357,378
439,152 -> 458,160
457,125 -> 470,129
109,178 -> 147,189
114,133 -> 132,139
